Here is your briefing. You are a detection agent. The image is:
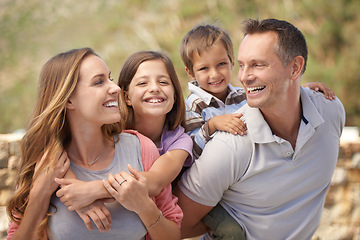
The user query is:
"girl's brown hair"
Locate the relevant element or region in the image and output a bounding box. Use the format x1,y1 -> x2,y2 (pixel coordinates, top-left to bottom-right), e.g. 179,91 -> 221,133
118,50 -> 185,130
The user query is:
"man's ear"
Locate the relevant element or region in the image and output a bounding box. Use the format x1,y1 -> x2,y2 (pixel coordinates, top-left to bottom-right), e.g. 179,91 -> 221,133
290,56 -> 305,81
185,67 -> 196,80
124,92 -> 132,106
66,98 -> 75,109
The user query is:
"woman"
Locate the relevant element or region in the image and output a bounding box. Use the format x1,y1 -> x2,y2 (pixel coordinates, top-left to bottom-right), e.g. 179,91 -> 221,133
6,48 -> 181,240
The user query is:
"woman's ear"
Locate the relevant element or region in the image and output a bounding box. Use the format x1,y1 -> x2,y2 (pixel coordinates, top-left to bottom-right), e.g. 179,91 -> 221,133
66,98 -> 75,109
124,92 -> 132,106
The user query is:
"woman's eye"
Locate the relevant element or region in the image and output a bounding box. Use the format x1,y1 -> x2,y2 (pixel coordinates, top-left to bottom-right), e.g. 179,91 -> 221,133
95,80 -> 104,85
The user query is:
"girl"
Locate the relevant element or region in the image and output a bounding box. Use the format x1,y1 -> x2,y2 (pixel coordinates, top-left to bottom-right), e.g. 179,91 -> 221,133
6,48 -> 181,240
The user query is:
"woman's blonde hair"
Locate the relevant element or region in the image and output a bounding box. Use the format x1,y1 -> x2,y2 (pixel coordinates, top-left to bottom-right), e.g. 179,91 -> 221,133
118,50 -> 185,130
6,48 -> 122,237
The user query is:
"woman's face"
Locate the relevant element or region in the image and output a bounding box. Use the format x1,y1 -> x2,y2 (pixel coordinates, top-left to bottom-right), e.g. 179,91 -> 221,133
67,54 -> 121,127
125,59 -> 175,121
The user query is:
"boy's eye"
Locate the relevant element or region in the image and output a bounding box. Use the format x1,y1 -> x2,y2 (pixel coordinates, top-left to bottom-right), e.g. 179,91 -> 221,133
199,67 -> 208,71
218,62 -> 227,67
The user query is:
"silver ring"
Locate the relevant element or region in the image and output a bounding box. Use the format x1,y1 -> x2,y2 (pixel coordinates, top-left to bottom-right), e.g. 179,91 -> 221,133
119,179 -> 127,185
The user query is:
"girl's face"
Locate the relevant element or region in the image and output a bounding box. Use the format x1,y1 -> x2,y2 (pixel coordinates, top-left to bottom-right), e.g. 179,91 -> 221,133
125,59 -> 175,121
67,54 -> 120,127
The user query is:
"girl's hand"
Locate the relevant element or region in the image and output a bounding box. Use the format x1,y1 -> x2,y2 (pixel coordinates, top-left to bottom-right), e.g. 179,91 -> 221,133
55,178 -> 109,211
32,150 -> 70,198
103,164 -> 151,214
209,113 -> 247,136
75,199 -> 112,232
303,82 -> 336,100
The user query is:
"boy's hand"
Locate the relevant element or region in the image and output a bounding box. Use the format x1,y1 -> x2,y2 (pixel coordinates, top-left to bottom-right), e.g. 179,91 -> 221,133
303,82 -> 336,100
208,113 -> 247,136
75,199 -> 112,232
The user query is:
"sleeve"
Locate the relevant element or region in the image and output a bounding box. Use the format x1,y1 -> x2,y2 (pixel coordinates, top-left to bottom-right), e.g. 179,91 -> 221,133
185,97 -> 212,159
7,221 -> 19,240
178,132 -> 252,206
124,130 -> 183,228
164,126 -> 194,167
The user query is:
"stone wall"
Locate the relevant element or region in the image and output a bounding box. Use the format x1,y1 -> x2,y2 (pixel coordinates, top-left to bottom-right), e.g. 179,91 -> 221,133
0,133 -> 359,240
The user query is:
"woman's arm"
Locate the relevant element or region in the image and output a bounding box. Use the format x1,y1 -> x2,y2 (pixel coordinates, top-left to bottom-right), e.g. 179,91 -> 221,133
104,165 -> 180,240
9,150 -> 69,240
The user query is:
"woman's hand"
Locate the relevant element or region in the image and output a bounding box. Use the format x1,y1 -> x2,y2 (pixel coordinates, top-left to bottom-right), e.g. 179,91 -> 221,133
103,164 -> 150,214
75,199 -> 112,232
32,149 -> 70,198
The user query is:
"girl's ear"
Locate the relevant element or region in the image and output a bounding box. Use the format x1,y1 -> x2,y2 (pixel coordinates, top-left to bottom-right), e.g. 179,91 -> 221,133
185,67 -> 196,80
124,92 -> 132,106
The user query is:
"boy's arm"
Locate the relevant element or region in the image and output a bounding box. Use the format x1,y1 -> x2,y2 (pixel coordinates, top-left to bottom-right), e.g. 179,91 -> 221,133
302,82 -> 336,100
208,113 -> 247,136
141,149 -> 188,196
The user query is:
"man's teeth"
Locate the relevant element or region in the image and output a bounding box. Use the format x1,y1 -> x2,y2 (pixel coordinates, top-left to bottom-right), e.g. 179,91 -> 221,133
247,86 -> 265,93
148,99 -> 163,103
104,101 -> 118,107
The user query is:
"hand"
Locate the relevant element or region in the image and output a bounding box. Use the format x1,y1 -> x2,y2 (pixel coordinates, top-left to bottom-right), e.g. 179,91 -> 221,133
75,199 -> 112,232
103,164 -> 151,214
303,82 -> 336,100
32,149 -> 70,198
55,178 -> 103,211
209,113 -> 247,136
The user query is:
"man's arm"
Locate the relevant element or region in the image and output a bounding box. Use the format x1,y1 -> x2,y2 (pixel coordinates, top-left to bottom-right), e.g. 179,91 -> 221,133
173,186 -> 213,238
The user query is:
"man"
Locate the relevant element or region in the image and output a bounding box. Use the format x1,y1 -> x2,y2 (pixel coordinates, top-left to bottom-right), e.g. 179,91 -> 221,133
175,18 -> 345,240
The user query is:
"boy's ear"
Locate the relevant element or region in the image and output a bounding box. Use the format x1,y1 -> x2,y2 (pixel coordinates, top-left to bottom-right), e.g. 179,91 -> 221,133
66,98 -> 75,109
185,67 -> 196,80
124,92 -> 132,106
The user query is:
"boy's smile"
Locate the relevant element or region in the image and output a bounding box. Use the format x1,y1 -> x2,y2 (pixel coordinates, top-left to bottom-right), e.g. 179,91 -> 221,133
188,40 -> 234,102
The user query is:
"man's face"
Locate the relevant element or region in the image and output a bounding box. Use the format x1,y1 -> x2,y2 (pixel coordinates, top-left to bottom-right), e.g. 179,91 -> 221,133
237,31 -> 293,111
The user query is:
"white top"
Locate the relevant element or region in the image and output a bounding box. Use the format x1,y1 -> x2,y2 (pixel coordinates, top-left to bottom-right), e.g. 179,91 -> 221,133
179,87 -> 345,240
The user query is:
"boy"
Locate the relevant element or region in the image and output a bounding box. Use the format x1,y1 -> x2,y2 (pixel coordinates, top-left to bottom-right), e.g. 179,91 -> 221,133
179,23 -> 335,239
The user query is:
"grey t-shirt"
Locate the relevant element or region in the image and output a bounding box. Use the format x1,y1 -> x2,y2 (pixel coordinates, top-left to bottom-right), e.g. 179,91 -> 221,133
48,133 -> 147,240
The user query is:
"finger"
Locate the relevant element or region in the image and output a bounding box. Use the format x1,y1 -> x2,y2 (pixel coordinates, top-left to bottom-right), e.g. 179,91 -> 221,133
101,205 -> 112,227
88,211 -> 105,232
233,112 -> 243,118
96,208 -> 111,232
127,164 -> 144,181
79,214 -> 93,231
54,178 -> 75,186
114,174 -> 125,185
103,180 -> 118,198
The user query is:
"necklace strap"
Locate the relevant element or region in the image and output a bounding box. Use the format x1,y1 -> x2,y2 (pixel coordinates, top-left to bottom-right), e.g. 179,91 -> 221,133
68,148 -> 105,165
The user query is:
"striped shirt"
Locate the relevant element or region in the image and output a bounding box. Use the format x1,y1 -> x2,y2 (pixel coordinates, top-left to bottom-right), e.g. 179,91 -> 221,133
185,80 -> 247,159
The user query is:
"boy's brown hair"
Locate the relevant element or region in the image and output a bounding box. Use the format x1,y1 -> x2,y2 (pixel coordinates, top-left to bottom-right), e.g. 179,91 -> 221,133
179,24 -> 234,77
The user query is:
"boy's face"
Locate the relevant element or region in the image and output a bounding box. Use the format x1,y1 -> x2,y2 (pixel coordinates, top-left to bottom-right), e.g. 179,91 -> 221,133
187,41 -> 234,101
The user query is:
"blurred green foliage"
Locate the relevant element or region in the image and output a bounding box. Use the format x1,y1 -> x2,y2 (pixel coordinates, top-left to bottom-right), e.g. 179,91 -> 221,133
1,0 -> 359,133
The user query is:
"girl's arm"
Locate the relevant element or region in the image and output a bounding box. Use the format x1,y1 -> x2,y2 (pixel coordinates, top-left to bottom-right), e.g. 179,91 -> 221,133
141,149 -> 188,196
